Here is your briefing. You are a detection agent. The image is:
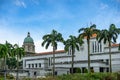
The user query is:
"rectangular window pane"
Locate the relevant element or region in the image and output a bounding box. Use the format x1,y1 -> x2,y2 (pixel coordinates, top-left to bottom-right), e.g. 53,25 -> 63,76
32,64 -> 34,68
92,42 -> 94,53
39,63 -> 41,67
28,64 -> 30,68
35,63 -> 37,68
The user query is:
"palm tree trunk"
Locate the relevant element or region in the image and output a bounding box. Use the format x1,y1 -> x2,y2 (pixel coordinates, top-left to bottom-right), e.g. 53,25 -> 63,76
87,39 -> 90,73
71,47 -> 74,74
109,42 -> 112,73
53,46 -> 55,77
16,55 -> 19,80
4,57 -> 6,80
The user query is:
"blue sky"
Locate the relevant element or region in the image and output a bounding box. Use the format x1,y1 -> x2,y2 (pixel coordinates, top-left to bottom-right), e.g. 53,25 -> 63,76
0,0 -> 120,52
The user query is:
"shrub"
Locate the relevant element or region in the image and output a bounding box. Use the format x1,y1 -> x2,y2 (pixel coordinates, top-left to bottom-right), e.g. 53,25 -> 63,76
7,74 -> 14,79
75,68 -> 81,73
20,72 -> 118,80
45,72 -> 52,77
90,69 -> 94,73
84,68 -> 88,73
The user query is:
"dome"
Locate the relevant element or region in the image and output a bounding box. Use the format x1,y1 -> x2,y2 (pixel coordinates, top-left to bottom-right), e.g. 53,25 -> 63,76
24,32 -> 34,43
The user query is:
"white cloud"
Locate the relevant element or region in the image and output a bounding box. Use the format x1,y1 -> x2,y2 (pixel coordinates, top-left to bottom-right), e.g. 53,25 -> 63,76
31,0 -> 39,5
91,8 -> 120,43
14,0 -> 26,8
0,27 -> 24,46
100,3 -> 108,10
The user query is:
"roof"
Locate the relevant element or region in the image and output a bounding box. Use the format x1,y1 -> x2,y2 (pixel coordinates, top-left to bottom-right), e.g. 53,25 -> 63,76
112,44 -> 119,47
92,34 -> 97,38
24,32 -> 34,43
34,50 -> 66,56
84,33 -> 97,39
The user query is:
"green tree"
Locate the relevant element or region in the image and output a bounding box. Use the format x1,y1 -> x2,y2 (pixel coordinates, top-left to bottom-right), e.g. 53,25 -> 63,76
12,44 -> 25,80
64,35 -> 83,74
97,24 -> 120,73
78,24 -> 99,73
42,29 -> 64,77
0,41 -> 13,80
6,57 -> 17,70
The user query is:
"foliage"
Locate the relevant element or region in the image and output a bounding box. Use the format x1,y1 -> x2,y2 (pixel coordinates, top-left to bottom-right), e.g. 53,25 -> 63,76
19,60 -> 23,69
6,57 -> 17,70
42,29 -> 64,77
46,72 -> 52,77
0,41 -> 13,58
97,24 -> 120,73
12,44 -> 25,80
42,29 -> 64,50
84,68 -> 88,73
0,74 -> 14,79
78,24 -> 99,73
12,44 -> 25,59
64,35 -> 83,74
75,68 -> 81,73
21,73 -> 118,80
0,41 -> 13,80
6,74 -> 14,79
90,69 -> 94,73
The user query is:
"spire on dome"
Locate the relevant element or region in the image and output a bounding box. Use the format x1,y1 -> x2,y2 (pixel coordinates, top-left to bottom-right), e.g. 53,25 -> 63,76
27,32 -> 30,37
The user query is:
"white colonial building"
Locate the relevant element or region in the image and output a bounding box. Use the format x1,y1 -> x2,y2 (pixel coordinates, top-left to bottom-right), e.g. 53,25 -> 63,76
22,33 -> 120,77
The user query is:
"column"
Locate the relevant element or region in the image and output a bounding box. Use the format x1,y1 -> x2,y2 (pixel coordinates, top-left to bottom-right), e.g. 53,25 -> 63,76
23,60 -> 25,69
94,42 -> 96,53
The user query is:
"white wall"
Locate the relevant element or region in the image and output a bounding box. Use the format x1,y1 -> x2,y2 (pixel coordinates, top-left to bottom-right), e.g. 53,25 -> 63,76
22,37 -> 120,75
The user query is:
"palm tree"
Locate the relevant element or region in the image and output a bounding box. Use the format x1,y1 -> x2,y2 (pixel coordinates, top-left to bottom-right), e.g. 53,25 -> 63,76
6,57 -> 17,70
0,41 -> 13,80
97,24 -> 120,73
78,24 -> 99,73
12,44 -> 25,80
42,29 -> 64,77
64,35 -> 83,74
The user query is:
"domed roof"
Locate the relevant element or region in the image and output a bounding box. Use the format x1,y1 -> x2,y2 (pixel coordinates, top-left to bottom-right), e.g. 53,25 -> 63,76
24,32 -> 34,43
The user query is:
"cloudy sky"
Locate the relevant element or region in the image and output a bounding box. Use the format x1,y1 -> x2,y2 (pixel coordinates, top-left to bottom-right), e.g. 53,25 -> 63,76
0,0 -> 120,53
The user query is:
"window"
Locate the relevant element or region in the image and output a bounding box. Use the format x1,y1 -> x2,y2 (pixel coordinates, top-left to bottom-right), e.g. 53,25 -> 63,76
99,67 -> 104,72
48,58 -> 51,66
106,68 -> 109,72
35,63 -> 37,68
95,41 -> 97,52
39,63 -> 41,67
80,46 -> 84,51
97,43 -> 100,52
100,43 -> 102,52
106,59 -> 109,65
68,47 -> 72,55
92,41 -> 102,53
32,64 -> 34,68
28,64 -> 30,68
92,42 -> 94,53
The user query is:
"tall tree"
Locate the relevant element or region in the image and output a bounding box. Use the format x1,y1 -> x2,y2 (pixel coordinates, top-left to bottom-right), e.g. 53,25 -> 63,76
12,44 -> 25,80
0,41 -> 13,80
6,57 -> 17,70
64,35 -> 83,74
97,24 -> 120,73
42,29 -> 64,77
78,24 -> 99,73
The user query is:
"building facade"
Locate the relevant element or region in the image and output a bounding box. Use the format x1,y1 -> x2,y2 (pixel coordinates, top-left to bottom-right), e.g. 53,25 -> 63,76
22,33 -> 120,77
